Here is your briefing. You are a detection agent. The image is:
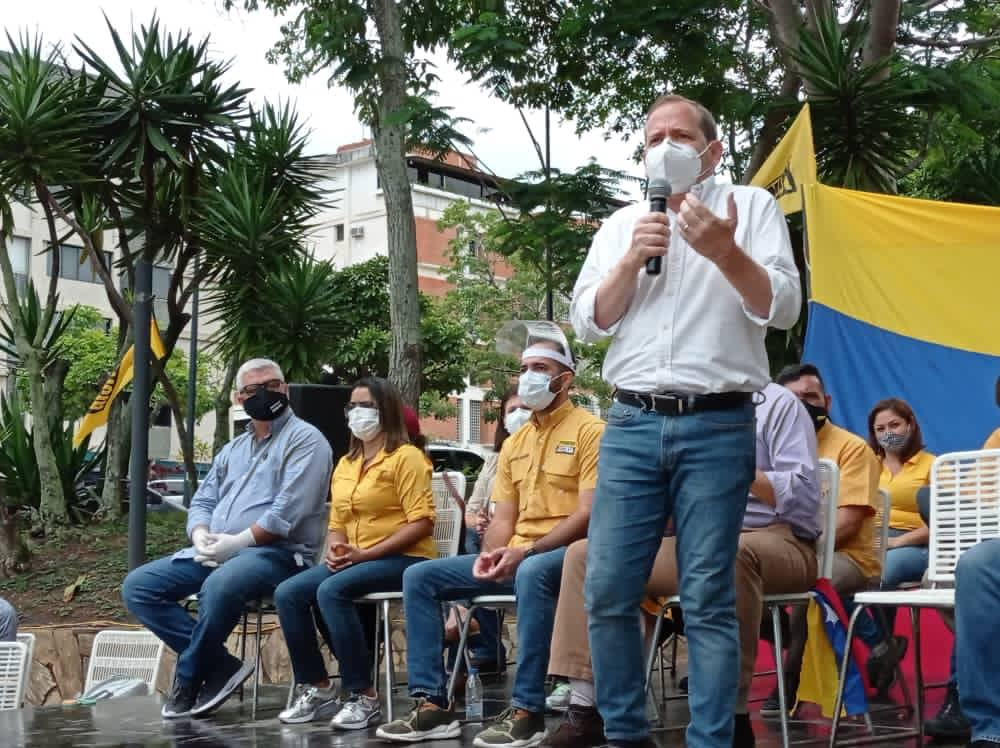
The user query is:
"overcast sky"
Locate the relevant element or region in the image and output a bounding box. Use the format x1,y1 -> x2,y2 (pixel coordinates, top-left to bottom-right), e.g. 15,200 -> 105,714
3,0 -> 647,198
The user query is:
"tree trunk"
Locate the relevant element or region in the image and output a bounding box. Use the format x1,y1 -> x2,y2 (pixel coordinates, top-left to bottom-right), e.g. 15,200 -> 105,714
370,0 -> 423,407
863,0 -> 902,75
99,397 -> 130,520
0,237 -> 68,528
0,507 -> 30,577
212,357 -> 238,457
158,369 -> 198,491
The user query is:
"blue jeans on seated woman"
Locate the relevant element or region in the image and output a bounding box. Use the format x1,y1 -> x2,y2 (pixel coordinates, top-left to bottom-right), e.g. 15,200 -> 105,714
274,555 -> 426,692
878,528 -> 929,633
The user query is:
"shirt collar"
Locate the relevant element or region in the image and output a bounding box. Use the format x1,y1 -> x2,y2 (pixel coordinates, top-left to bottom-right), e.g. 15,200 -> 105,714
531,399 -> 574,430
244,407 -> 294,440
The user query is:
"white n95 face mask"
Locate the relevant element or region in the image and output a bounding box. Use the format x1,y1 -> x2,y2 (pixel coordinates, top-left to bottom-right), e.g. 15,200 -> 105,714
348,407 -> 381,441
645,139 -> 710,195
504,407 -> 532,435
518,370 -> 558,411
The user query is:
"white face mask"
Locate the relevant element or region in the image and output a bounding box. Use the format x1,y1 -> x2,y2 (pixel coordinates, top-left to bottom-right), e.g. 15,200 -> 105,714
645,139 -> 710,195
504,407 -> 532,435
518,370 -> 560,411
348,407 -> 381,442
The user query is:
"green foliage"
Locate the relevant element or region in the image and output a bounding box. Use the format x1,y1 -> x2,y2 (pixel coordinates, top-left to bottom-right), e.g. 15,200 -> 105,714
0,280 -> 76,366
0,391 -> 105,523
320,255 -> 468,397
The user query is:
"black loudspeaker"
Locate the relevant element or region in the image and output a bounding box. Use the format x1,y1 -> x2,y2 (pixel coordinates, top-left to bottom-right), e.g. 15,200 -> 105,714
288,384 -> 352,464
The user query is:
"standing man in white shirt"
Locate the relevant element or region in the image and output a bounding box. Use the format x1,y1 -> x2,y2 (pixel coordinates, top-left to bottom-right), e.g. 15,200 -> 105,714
570,94 -> 802,748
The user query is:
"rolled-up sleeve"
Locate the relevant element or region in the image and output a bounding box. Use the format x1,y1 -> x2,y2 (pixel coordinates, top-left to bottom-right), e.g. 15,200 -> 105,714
763,396 -> 819,528
186,446 -> 228,537
256,430 -> 333,537
741,191 -> 801,330
570,220 -> 626,343
394,448 -> 435,524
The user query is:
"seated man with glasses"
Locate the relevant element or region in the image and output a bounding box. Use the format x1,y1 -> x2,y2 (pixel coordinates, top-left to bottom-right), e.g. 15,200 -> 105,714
122,358 -> 333,720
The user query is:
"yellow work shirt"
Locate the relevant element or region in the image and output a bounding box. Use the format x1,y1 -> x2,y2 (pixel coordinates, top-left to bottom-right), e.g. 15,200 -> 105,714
984,427 -> 1000,451
817,422 -> 881,579
492,400 -> 604,549
328,443 -> 436,559
881,450 -> 935,532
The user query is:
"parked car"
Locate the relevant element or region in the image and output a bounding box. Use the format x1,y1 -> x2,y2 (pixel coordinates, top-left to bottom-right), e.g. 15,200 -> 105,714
427,441 -> 488,501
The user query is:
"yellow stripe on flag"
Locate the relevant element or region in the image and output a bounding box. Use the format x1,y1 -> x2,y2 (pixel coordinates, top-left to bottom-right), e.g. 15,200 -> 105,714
73,320 -> 167,447
797,598 -> 843,718
750,104 -> 817,215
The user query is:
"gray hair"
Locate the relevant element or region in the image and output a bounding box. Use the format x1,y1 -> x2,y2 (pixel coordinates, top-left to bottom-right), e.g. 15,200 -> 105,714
236,358 -> 284,389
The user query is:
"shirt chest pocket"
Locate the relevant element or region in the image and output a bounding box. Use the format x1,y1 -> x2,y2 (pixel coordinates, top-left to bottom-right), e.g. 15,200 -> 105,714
542,454 -> 579,508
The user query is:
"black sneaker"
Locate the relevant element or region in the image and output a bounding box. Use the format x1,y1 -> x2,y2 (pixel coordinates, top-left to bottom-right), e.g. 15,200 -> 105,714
759,691 -> 782,718
924,682 -> 971,740
190,656 -> 255,717
540,704 -> 605,747
161,678 -> 199,719
866,635 -> 908,693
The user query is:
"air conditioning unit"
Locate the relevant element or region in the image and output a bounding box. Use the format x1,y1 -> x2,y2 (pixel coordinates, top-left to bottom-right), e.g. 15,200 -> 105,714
349,226 -> 365,239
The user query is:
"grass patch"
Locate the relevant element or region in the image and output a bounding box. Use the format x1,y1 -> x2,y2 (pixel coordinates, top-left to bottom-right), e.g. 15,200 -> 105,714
0,511 -> 189,625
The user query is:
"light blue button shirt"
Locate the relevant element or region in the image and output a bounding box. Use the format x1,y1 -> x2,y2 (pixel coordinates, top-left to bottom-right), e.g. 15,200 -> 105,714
177,408 -> 333,563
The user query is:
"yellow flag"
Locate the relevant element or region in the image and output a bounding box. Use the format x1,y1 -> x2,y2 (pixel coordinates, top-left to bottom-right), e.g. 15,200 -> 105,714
74,320 -> 167,447
796,598 -> 842,717
750,103 -> 817,215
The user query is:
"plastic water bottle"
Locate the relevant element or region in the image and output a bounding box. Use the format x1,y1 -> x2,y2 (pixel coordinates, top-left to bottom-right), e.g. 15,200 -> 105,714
465,666 -> 484,720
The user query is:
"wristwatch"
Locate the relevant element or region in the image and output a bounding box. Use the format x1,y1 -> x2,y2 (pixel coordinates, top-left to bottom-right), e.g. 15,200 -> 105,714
523,545 -> 538,559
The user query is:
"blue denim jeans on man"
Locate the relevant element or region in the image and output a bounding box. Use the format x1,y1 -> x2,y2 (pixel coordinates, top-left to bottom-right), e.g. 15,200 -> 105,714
955,537 -> 1000,743
459,527 -> 506,665
403,547 -> 566,713
585,400 -> 755,747
274,554 -> 425,691
122,546 -> 301,686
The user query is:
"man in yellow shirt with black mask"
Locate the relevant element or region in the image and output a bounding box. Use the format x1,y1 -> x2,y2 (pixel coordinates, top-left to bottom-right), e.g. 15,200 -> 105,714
378,324 -> 604,748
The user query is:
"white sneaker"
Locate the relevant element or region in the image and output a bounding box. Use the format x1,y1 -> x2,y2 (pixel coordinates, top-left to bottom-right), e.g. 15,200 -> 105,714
278,686 -> 341,724
546,682 -> 572,713
331,693 -> 381,730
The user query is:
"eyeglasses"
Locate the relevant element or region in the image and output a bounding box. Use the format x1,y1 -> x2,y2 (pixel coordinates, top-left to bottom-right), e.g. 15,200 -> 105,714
238,379 -> 284,397
344,401 -> 378,416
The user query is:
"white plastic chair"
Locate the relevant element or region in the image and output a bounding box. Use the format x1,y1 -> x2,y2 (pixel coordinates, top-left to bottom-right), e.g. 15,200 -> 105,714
84,629 -> 164,694
829,448 -> 1000,746
0,641 -> 28,711
354,471 -> 467,721
15,633 -> 34,706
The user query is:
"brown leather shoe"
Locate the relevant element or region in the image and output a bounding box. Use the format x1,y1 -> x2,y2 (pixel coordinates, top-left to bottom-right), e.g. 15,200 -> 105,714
540,704 -> 605,747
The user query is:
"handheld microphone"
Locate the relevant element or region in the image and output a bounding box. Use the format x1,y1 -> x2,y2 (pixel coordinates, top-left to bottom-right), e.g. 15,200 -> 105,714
646,178 -> 671,275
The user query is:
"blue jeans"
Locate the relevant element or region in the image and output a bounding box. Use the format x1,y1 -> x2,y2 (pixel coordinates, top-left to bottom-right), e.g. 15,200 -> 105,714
461,528 -> 505,664
274,554 -> 425,692
403,548 -> 566,713
956,538 -> 1000,742
880,528 -> 929,631
586,400 -> 755,747
122,547 -> 301,686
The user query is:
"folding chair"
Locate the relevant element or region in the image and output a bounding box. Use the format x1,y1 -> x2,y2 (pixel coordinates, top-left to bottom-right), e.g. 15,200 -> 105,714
353,471 -> 467,721
15,633 -> 34,707
829,448 -> 1000,747
0,641 -> 28,711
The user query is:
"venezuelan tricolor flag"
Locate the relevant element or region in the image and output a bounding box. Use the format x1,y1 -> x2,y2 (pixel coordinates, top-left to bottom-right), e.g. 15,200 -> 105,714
802,184 -> 1000,454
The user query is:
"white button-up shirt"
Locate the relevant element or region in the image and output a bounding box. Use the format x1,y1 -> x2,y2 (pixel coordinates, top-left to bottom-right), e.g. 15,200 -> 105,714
571,179 -> 801,394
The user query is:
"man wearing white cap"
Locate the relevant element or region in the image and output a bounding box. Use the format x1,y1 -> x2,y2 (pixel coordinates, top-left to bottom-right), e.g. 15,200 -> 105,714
378,331 -> 605,747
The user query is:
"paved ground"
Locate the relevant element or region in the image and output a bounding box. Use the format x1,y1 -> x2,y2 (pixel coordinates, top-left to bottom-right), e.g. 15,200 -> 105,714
0,669 -> 959,748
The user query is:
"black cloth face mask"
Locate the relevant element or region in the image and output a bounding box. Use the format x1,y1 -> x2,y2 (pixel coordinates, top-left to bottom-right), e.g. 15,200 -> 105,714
802,400 -> 828,432
243,389 -> 289,421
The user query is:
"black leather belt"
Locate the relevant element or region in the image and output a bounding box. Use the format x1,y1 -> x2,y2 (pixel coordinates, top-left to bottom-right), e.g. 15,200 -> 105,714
614,389 -> 752,416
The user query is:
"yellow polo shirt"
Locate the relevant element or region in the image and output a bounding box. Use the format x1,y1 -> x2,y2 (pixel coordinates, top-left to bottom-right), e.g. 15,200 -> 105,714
492,400 -> 604,549
881,450 -> 935,532
817,422 -> 881,579
328,443 -> 436,559
984,428 -> 1000,451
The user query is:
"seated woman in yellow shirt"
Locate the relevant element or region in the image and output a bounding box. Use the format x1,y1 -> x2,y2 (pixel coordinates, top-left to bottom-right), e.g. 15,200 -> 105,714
867,398 -> 934,629
274,377 -> 435,730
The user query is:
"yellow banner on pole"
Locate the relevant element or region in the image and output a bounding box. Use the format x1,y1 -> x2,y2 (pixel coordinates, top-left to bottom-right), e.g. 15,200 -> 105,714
750,103 -> 817,215
73,320 -> 167,447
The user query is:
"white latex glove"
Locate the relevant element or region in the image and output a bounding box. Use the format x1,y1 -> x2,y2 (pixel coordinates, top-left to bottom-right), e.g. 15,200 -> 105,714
201,528 -> 256,563
193,554 -> 219,568
191,526 -> 214,556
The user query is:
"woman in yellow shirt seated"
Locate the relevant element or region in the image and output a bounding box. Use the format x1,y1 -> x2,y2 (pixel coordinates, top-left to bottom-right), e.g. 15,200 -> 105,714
274,377 -> 435,730
867,398 -> 934,628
